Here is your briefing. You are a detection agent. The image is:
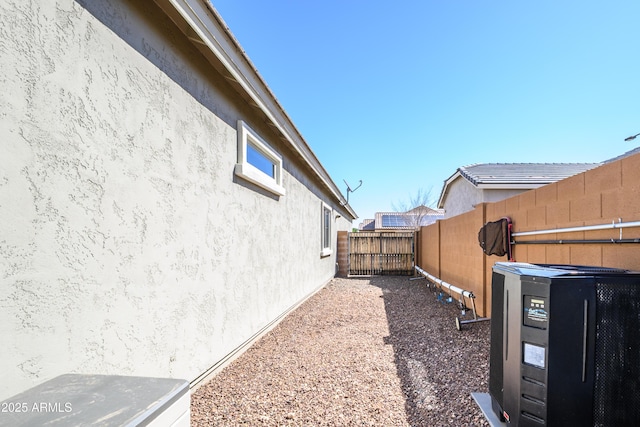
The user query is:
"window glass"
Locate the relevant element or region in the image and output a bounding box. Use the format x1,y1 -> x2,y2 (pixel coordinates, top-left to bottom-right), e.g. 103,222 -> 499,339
323,206 -> 331,248
234,120 -> 285,196
247,142 -> 275,178
321,202 -> 332,256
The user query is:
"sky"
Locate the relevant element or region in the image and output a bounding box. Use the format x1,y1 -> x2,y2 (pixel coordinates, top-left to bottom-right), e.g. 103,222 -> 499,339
210,1 -> 640,226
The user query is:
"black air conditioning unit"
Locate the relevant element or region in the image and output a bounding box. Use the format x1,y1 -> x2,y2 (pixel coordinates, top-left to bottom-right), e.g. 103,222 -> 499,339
489,262 -> 640,427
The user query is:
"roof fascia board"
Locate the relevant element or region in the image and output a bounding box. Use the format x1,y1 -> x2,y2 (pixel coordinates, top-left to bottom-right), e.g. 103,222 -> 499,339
443,171 -> 463,187
157,0 -> 356,218
437,171 -> 462,208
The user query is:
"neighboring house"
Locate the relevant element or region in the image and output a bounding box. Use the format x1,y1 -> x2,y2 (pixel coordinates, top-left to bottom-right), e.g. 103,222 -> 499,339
604,146 -> 640,163
359,206 -> 444,231
0,0 -> 356,400
437,163 -> 600,219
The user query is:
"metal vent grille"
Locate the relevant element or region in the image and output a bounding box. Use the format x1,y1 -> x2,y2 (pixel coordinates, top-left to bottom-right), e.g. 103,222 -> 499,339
593,282 -> 640,426
489,272 -> 505,409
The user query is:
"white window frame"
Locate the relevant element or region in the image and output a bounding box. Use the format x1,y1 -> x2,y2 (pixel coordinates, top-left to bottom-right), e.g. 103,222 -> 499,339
321,201 -> 333,257
234,120 -> 285,196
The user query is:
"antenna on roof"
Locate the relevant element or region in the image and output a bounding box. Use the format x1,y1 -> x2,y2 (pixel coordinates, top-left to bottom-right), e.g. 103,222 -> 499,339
343,179 -> 362,205
624,132 -> 640,141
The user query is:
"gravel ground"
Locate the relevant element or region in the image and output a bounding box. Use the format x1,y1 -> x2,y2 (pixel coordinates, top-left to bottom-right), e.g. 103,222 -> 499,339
191,276 -> 491,426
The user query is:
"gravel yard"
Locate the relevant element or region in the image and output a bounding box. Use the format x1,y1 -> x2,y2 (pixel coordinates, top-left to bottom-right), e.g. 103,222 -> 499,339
191,276 -> 491,426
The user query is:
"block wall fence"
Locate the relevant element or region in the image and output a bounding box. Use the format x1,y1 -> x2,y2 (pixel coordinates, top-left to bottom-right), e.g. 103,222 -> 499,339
417,152 -> 640,317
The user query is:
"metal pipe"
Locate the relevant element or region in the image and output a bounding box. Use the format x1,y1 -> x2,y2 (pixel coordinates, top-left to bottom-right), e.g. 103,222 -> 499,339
511,219 -> 640,237
415,266 -> 490,330
513,238 -> 640,245
415,266 -> 474,298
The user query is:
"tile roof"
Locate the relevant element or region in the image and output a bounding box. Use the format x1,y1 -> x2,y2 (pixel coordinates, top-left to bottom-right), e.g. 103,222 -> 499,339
437,162 -> 602,210
604,146 -> 640,163
457,163 -> 601,186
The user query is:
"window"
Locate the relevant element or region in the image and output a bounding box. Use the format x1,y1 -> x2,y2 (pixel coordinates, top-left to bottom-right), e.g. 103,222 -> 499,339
321,202 -> 332,257
247,143 -> 275,178
234,120 -> 285,196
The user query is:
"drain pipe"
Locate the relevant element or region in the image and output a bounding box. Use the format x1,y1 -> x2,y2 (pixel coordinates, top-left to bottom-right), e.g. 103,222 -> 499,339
414,266 -> 489,330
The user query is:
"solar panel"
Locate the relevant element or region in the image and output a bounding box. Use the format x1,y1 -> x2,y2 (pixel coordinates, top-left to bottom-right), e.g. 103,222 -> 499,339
380,213 -> 444,228
381,214 -> 409,227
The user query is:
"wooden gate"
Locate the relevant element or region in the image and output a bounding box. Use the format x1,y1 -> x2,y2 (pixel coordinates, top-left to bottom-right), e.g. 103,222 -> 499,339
348,232 -> 415,276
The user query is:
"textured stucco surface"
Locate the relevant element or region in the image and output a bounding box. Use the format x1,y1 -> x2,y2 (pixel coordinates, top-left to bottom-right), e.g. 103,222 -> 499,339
442,178 -> 482,218
442,177 -> 528,219
0,0 -> 352,399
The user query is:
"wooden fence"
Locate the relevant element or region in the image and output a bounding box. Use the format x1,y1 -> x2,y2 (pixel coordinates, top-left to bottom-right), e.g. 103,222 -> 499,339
348,232 -> 415,276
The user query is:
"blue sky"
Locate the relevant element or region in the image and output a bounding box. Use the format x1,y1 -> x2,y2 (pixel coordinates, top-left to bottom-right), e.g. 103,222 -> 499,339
211,1 -> 640,226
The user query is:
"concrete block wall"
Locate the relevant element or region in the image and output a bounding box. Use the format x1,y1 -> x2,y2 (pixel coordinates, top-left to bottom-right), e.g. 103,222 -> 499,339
439,207 -> 486,302
488,154 -> 640,269
419,221 -> 441,278
419,152 -> 640,318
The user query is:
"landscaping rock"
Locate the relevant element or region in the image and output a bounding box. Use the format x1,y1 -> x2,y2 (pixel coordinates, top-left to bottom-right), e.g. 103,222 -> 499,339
191,276 -> 491,426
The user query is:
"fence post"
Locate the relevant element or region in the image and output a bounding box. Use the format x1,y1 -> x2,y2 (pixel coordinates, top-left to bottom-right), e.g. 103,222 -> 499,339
414,229 -> 420,276
337,231 -> 349,277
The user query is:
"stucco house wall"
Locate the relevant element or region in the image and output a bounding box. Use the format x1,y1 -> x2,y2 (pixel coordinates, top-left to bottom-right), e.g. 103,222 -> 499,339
481,188 -> 528,204
440,177 -> 481,218
0,0 -> 355,399
441,176 -> 528,218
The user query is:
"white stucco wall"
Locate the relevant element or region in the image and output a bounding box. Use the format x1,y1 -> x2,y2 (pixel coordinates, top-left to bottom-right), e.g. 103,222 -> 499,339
481,188 -> 529,204
442,177 -> 533,219
0,0 -> 352,399
442,177 -> 482,218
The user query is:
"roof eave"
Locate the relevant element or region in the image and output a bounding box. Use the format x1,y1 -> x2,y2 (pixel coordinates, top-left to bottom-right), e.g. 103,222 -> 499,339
152,0 -> 357,219
437,170 -> 463,208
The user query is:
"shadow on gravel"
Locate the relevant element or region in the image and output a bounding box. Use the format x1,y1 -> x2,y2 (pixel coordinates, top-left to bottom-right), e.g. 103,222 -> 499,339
369,276 -> 491,427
